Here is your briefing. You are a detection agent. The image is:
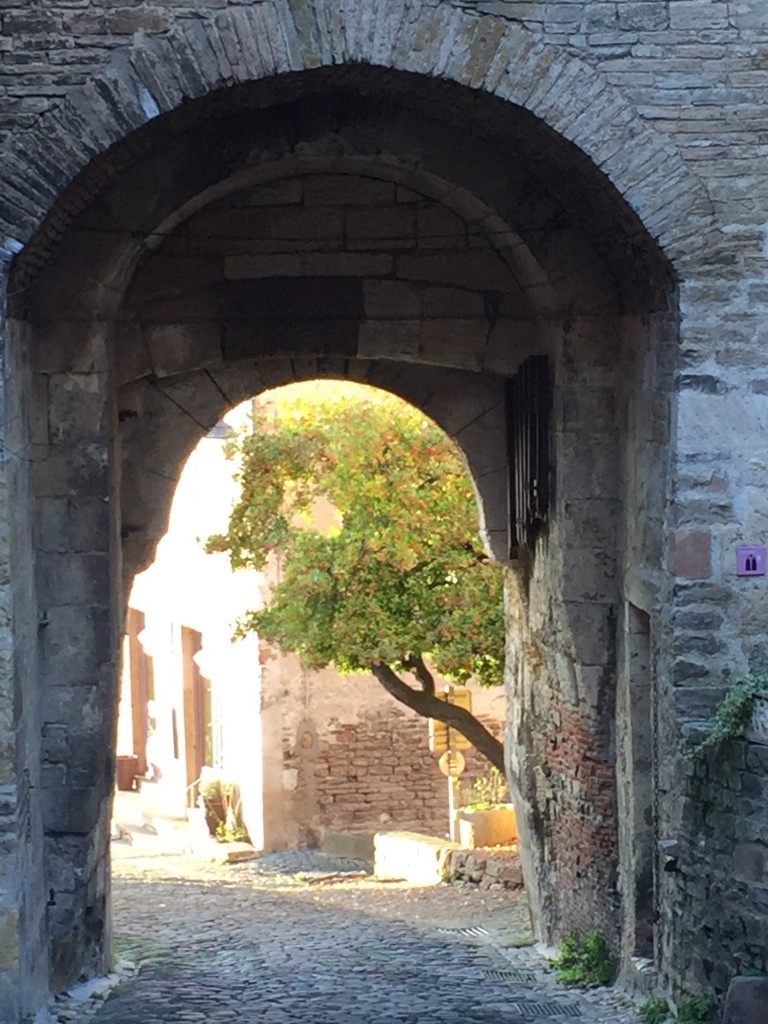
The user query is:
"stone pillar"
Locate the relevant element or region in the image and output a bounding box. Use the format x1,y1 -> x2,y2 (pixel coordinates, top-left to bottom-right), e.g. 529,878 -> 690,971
1,306 -> 50,1021
32,324 -> 119,992
503,566 -> 546,939
505,316 -> 625,951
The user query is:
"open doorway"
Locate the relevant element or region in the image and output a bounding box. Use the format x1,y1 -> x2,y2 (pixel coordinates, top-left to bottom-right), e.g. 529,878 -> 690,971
618,603 -> 656,964
114,382 -> 509,857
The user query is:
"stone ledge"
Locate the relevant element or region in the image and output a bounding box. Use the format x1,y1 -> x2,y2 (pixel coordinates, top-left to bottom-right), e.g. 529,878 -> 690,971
318,828 -> 375,867
444,847 -> 524,890
372,830 -> 523,890
374,831 -> 460,885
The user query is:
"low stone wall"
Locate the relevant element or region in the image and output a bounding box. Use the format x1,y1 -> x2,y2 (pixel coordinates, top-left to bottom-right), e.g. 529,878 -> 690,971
372,830 -> 523,890
374,831 -> 458,885
444,848 -> 524,890
318,827 -> 375,867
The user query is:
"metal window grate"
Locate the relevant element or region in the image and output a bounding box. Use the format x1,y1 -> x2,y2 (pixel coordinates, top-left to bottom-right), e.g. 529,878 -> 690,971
507,354 -> 551,560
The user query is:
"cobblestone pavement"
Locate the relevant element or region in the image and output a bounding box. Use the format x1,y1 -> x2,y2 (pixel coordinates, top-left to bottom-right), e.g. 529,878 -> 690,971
51,845 -> 644,1024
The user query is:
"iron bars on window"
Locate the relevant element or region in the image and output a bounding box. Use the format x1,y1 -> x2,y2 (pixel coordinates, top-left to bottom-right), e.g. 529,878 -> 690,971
507,354 -> 551,560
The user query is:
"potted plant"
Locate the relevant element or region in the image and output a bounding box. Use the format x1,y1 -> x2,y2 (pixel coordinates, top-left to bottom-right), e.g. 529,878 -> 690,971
455,769 -> 518,849
198,767 -> 227,835
197,768 -> 250,842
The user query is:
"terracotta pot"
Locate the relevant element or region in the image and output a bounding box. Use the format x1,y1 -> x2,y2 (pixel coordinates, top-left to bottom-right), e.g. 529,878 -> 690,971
116,754 -> 140,792
201,795 -> 226,835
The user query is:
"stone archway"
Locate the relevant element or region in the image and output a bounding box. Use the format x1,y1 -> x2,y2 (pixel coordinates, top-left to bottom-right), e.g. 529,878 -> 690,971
0,4 -> 715,1018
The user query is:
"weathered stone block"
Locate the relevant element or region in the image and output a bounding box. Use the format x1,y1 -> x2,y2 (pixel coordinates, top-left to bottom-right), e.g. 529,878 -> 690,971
358,320 -> 420,362
734,843 -> 767,885
345,206 -> 416,251
374,831 -> 459,885
303,176 -> 395,206
0,910 -> 19,972
486,858 -> 523,885
224,252 -> 393,279
37,554 -> 111,609
416,318 -> 488,371
723,976 -> 768,1024
395,251 -> 518,292
416,205 -> 467,249
144,323 -> 221,379
42,787 -> 101,834
31,445 -> 109,500
363,280 -> 422,319
668,531 -> 712,580
47,375 -> 108,445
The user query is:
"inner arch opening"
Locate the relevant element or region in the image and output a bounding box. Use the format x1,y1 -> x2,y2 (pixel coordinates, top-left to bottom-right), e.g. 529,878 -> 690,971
118,379 -> 510,862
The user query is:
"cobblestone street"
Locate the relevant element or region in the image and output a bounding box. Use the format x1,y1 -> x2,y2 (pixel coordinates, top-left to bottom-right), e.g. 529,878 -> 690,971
52,842 -> 644,1024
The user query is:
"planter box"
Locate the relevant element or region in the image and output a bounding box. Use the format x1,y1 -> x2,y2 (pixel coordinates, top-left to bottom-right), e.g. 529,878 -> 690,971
456,805 -> 518,849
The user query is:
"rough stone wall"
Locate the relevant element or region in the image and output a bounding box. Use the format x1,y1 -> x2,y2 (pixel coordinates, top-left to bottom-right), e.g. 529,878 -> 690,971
0,0 -> 766,170
502,303 -> 677,954
0,0 -> 768,1017
665,736 -> 768,994
1,315 -> 48,1020
114,167 -> 531,570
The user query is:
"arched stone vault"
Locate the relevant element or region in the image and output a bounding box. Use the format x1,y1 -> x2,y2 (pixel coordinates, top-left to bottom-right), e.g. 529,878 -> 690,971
0,2 -> 711,1017
0,2 -> 717,271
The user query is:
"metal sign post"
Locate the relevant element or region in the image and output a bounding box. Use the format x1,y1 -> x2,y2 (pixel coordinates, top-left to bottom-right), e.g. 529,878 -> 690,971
438,749 -> 466,841
431,686 -> 472,840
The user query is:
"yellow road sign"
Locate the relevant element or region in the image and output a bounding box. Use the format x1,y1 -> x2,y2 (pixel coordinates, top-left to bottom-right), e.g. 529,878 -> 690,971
438,750 -> 466,777
428,686 -> 473,753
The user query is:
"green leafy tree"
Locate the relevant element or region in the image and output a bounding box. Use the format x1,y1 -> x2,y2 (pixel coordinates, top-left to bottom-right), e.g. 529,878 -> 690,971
207,386 -> 506,771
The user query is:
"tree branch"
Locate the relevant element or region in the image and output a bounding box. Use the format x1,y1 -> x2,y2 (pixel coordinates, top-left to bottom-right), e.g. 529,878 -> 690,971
462,541 -> 491,564
403,654 -> 435,696
371,661 -> 505,773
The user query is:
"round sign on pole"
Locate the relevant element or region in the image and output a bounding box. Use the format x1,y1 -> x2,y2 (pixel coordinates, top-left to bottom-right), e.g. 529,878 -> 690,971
438,750 -> 466,777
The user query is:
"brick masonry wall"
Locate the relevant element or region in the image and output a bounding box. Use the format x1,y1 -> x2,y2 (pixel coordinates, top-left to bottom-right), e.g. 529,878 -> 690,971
263,651 -> 507,848
544,701 -> 619,938
306,708 -> 503,838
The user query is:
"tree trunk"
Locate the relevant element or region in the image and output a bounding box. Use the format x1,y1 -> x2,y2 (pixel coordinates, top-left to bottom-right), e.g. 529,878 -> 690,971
371,661 -> 505,773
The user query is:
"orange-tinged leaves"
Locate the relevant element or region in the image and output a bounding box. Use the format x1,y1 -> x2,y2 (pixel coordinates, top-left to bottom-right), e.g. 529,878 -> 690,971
208,384 -> 505,686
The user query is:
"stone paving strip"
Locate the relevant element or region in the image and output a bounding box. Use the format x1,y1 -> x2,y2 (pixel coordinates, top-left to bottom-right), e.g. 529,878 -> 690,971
47,847 -> 644,1024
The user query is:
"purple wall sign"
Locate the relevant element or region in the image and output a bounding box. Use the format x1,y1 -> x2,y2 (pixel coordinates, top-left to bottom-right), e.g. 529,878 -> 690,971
737,545 -> 766,576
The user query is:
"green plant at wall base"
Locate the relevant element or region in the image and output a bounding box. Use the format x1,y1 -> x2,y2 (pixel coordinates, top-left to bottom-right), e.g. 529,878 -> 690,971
639,997 -> 670,1024
677,995 -> 714,1024
216,820 -> 249,843
459,767 -> 510,810
686,673 -> 768,763
549,932 -> 614,987
197,768 -> 250,843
